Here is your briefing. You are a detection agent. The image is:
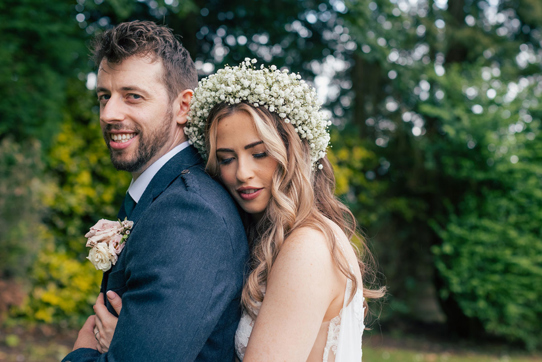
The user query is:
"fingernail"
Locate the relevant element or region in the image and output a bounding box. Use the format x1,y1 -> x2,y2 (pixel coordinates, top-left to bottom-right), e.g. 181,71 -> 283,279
106,291 -> 117,299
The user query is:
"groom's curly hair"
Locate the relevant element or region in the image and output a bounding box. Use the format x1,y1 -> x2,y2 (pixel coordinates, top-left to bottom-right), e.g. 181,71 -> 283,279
91,20 -> 197,102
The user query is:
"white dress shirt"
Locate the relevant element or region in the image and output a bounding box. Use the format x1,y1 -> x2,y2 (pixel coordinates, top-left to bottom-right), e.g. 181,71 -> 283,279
127,141 -> 190,202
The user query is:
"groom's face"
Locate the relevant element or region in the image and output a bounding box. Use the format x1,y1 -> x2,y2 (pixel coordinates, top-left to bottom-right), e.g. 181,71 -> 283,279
96,55 -> 175,175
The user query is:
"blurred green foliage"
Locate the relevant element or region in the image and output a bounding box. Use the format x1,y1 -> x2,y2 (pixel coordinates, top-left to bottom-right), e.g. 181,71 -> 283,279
0,137 -> 48,282
1,0 -> 541,351
0,0 -> 88,148
340,0 -> 542,349
429,70 -> 542,350
0,0 -> 129,324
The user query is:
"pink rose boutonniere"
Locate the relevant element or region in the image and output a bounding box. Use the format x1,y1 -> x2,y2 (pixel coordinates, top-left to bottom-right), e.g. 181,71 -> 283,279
85,218 -> 133,272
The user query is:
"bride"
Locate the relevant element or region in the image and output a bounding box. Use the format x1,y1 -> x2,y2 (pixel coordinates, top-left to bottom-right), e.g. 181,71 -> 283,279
95,59 -> 384,361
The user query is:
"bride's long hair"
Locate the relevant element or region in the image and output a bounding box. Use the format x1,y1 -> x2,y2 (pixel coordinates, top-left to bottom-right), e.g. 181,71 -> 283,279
205,102 -> 384,318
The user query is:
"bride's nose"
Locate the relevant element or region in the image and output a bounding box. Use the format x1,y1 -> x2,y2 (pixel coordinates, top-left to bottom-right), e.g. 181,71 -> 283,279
236,156 -> 255,182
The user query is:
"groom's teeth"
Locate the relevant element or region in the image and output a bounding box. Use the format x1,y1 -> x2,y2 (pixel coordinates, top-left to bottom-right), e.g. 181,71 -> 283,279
111,133 -> 136,143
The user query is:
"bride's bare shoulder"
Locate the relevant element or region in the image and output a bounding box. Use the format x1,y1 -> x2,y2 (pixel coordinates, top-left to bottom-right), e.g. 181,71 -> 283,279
282,225 -> 330,256
286,219 -> 349,245
284,220 -> 362,276
277,227 -> 327,262
266,225 -> 341,304
278,220 -> 348,266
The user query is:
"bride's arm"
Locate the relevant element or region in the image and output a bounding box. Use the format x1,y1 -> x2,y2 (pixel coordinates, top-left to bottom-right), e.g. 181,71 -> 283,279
243,227 -> 341,362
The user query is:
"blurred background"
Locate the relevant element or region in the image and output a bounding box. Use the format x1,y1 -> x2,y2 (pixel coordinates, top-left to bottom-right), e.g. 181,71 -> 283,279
0,0 -> 541,360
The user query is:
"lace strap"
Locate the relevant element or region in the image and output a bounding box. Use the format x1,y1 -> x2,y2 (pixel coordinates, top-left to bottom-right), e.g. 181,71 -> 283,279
323,312 -> 341,362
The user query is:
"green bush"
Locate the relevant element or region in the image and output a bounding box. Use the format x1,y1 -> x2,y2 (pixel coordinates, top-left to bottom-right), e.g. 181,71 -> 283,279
0,137 -> 47,279
433,185 -> 542,350
18,245 -> 102,325
431,79 -> 542,349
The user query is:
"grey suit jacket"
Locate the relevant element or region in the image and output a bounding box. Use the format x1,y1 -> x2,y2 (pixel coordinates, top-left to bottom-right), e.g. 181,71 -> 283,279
63,145 -> 249,362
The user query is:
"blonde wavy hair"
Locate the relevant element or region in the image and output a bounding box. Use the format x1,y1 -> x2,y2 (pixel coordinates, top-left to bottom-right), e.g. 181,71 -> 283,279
205,102 -> 384,318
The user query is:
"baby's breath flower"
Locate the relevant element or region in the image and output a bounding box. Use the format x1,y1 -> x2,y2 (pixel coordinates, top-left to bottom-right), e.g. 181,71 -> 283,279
185,59 -> 331,168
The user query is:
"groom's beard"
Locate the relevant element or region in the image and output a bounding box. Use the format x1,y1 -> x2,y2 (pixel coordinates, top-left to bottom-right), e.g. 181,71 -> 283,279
103,108 -> 174,173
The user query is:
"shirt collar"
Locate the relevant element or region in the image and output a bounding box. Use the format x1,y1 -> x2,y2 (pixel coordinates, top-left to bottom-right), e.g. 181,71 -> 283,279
127,141 -> 190,202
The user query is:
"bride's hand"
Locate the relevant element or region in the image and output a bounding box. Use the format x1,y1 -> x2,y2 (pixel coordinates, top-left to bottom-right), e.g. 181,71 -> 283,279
93,291 -> 123,353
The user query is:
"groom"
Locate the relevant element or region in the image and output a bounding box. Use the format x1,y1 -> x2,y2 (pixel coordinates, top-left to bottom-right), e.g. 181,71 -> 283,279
63,21 -> 248,361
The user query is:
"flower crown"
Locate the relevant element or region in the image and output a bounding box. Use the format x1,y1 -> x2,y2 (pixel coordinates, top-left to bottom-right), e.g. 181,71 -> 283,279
185,58 -> 331,169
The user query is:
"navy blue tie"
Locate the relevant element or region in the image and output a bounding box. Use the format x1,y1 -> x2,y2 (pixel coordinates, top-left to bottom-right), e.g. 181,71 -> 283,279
122,193 -> 136,219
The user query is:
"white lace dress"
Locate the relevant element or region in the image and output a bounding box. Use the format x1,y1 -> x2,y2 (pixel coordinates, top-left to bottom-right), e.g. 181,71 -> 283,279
234,274 -> 365,361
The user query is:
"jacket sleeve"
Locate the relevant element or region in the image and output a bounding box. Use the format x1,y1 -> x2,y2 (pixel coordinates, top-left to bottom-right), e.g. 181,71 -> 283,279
63,185 -> 246,362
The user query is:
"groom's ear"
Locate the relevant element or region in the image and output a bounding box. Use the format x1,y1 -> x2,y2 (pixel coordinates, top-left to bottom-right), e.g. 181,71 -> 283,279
173,89 -> 194,126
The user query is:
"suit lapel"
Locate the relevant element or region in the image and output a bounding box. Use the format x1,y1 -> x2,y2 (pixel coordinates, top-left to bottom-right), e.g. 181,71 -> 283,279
128,145 -> 204,224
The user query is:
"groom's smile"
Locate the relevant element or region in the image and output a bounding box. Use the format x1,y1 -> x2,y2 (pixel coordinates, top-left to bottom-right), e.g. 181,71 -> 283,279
110,132 -> 136,145
108,130 -> 139,150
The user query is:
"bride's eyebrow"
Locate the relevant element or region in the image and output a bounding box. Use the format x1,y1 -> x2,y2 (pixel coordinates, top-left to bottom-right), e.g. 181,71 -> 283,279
216,148 -> 234,153
244,141 -> 263,150
216,141 -> 264,153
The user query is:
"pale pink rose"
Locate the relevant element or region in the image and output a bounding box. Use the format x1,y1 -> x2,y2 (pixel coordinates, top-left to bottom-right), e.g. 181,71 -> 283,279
87,243 -> 116,271
86,223 -> 122,247
85,219 -> 121,238
110,234 -> 125,254
86,228 -> 119,247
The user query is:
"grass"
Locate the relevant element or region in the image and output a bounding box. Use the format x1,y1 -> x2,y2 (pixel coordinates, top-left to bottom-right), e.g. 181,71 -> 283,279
363,346 -> 540,362
362,332 -> 542,362
0,343 -> 71,362
0,327 -> 74,362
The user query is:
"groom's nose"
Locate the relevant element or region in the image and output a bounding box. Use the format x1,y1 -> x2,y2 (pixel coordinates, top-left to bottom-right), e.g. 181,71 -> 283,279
100,95 -> 126,124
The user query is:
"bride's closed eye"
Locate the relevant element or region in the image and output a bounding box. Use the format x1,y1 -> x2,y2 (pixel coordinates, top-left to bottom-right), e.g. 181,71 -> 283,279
219,153 -> 266,165
219,157 -> 235,165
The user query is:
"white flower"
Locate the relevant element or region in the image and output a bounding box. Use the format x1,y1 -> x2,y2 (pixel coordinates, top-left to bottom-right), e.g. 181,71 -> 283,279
186,59 -> 331,169
87,243 -> 116,272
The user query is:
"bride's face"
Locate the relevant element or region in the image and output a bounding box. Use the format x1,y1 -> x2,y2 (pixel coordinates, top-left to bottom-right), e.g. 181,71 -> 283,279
215,111 -> 278,222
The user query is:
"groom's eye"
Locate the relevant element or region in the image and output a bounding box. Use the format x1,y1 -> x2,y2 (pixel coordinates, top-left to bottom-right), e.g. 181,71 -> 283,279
127,94 -> 143,101
97,94 -> 110,102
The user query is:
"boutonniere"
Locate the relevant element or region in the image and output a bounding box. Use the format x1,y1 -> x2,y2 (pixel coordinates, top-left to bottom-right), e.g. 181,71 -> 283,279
85,218 -> 133,272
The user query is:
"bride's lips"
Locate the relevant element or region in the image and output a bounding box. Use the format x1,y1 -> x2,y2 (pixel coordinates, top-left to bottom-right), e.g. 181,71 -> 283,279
109,132 -> 138,150
237,187 -> 263,200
